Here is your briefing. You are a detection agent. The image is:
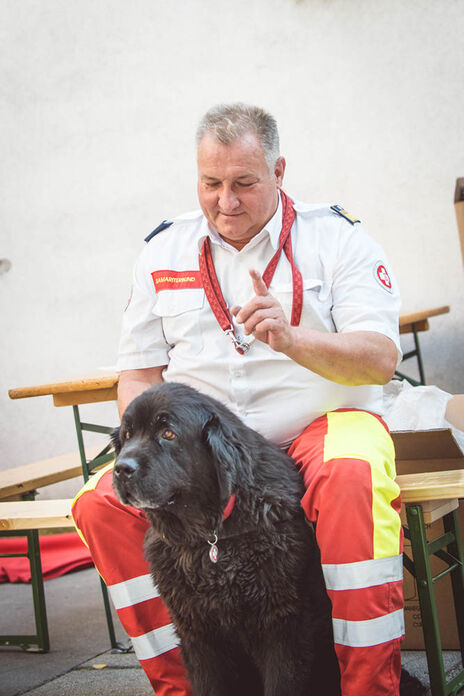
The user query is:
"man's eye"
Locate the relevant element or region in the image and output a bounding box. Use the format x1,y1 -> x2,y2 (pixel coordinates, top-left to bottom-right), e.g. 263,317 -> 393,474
162,429 -> 176,440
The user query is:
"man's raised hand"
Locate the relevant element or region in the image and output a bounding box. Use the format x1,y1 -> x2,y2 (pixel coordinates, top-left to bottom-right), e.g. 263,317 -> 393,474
230,269 -> 293,353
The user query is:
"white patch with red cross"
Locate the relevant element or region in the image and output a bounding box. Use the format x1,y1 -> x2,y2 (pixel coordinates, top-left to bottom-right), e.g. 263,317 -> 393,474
373,261 -> 392,293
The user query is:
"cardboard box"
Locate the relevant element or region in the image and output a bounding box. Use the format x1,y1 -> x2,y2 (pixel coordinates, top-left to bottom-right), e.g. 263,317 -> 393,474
391,428 -> 464,649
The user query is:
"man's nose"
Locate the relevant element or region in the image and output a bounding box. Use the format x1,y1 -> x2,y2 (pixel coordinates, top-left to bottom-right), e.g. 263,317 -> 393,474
218,186 -> 240,212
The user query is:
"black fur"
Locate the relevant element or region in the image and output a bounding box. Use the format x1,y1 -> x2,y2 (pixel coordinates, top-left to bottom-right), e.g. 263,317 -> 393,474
112,382 -> 425,696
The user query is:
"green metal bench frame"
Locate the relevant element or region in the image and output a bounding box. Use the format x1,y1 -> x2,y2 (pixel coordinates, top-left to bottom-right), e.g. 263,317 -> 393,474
404,504 -> 464,695
72,404 -> 131,652
0,414 -> 126,654
0,524 -> 50,652
395,324 -> 427,386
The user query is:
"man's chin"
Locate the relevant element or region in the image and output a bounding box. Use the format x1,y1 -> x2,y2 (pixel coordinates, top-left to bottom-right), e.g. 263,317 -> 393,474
214,218 -> 253,244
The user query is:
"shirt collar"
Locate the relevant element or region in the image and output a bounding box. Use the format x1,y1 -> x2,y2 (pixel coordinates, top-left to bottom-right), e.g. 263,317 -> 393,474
264,193 -> 283,250
196,192 -> 284,253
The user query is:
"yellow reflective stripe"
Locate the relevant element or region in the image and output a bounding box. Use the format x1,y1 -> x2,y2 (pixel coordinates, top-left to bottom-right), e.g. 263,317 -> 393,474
371,456 -> 401,559
71,461 -> 115,547
324,411 -> 401,559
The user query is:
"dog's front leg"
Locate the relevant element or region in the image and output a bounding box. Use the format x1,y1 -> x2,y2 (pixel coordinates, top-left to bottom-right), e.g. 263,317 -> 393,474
181,638 -> 262,696
261,654 -> 313,696
258,615 -> 340,696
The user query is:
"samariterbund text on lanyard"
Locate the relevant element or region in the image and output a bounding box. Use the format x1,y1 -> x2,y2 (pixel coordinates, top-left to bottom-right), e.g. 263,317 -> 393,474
199,190 -> 303,355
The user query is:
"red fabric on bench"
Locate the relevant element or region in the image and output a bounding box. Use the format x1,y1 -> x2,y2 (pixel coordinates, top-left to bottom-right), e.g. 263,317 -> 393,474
0,532 -> 93,582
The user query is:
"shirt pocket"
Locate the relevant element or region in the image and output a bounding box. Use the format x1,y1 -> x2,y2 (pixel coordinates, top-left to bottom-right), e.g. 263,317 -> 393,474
153,289 -> 205,355
271,278 -> 335,332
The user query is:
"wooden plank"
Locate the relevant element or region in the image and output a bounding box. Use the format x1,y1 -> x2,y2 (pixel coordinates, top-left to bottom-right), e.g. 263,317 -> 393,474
396,469 -> 464,503
399,319 -> 429,335
456,202 -> 464,265
53,386 -> 118,407
8,372 -> 119,400
400,499 -> 459,525
421,499 -> 459,524
399,305 -> 450,327
0,446 -> 103,499
0,499 -> 75,530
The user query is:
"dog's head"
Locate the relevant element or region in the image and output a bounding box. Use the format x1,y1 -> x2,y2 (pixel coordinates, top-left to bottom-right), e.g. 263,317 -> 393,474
112,382 -> 254,533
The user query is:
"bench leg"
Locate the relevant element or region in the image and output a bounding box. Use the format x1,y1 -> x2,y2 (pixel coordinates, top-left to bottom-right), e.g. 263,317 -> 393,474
27,529 -> 50,652
0,529 -> 49,652
443,510 -> 464,664
406,505 -> 464,696
406,505 -> 446,695
72,404 -> 130,652
395,324 -> 427,386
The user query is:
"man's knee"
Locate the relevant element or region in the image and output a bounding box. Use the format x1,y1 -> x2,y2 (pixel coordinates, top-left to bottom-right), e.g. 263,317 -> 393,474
72,487 -> 108,529
71,466 -> 117,540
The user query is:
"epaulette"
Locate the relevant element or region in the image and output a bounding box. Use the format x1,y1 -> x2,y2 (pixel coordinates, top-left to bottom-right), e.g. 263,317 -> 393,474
330,205 -> 360,225
144,220 -> 173,243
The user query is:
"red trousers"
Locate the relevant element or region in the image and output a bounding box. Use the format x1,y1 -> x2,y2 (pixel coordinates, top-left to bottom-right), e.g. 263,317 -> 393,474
72,409 -> 404,695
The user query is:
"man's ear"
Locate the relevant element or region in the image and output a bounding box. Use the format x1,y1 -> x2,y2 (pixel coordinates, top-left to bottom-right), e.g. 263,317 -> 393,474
274,156 -> 286,188
111,426 -> 122,455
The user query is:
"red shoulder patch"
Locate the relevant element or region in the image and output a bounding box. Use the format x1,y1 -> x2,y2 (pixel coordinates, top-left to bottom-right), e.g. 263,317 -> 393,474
373,261 -> 392,293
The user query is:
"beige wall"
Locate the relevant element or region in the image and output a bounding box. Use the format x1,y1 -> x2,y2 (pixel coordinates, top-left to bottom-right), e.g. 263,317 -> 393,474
2,0 -> 463,487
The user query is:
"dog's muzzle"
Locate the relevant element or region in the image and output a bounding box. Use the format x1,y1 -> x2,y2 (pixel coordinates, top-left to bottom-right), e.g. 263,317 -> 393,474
113,457 -> 139,482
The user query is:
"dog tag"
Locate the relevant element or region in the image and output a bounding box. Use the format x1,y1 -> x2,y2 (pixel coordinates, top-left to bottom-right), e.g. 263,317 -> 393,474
209,544 -> 219,563
207,532 -> 219,563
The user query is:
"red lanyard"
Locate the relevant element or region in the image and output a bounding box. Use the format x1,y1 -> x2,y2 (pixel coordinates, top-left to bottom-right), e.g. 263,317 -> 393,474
198,190 -> 303,354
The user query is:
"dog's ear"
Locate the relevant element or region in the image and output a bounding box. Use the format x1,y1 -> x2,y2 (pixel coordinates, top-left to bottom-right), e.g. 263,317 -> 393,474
202,414 -> 253,503
111,426 -> 122,455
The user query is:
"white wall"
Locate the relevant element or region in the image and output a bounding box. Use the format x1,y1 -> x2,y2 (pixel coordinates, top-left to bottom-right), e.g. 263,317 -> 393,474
2,0 -> 463,489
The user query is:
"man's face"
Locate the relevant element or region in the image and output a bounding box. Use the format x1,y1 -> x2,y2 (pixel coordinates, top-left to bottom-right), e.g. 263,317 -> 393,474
197,131 -> 285,250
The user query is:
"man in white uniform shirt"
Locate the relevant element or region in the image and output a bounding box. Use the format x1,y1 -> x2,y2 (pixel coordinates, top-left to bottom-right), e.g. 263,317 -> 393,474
73,103 -> 404,696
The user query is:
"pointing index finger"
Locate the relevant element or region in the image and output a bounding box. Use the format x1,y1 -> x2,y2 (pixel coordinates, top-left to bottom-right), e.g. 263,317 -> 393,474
249,269 -> 269,297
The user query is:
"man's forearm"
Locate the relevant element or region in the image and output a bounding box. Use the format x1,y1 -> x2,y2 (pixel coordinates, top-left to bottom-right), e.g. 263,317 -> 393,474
233,270 -> 398,386
117,366 -> 166,418
284,329 -> 398,386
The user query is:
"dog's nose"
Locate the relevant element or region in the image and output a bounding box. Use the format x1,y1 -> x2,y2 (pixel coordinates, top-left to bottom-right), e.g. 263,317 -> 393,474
114,457 -> 139,479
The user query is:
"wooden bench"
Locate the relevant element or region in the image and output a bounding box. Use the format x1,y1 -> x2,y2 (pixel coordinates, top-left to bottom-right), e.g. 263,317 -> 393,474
396,469 -> 464,696
397,305 -> 450,385
5,374 -> 122,651
455,177 -> 464,266
0,499 -> 76,652
0,447 -> 109,653
0,499 -> 75,530
0,448 -> 102,502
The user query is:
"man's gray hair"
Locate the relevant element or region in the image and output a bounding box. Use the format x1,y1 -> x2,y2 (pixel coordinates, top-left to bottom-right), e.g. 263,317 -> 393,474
196,103 -> 280,171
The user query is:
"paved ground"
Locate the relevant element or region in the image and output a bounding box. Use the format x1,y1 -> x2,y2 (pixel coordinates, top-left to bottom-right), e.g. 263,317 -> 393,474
1,566 -> 463,695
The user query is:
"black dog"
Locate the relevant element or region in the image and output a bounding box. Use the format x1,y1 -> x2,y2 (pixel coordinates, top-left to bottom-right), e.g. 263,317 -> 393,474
112,382 -> 340,696
112,382 -> 425,696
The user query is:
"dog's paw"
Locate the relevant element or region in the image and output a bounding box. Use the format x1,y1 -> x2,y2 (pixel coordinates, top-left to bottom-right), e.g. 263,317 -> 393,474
400,667 -> 427,695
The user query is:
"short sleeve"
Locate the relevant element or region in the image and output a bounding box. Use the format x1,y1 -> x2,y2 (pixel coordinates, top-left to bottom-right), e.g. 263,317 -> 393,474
330,222 -> 402,364
116,248 -> 170,371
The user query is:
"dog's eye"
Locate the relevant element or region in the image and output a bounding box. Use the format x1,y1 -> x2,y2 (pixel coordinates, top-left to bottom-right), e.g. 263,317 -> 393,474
162,429 -> 176,441
125,431 -> 131,441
